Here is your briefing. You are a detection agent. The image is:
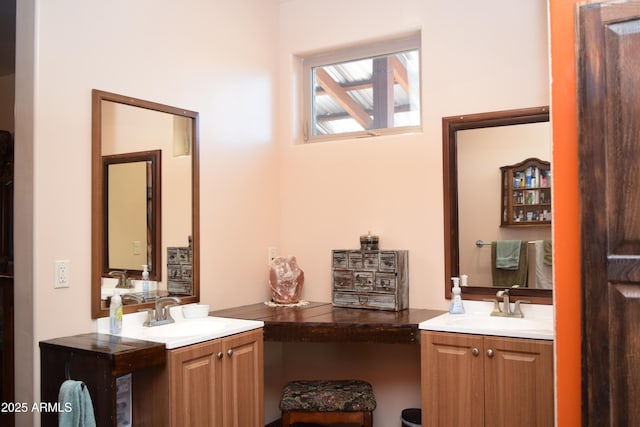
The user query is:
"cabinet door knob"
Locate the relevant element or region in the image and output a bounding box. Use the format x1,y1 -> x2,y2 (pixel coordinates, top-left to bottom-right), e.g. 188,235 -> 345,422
227,349 -> 234,357
471,347 -> 479,356
217,352 -> 223,360
486,349 -> 494,358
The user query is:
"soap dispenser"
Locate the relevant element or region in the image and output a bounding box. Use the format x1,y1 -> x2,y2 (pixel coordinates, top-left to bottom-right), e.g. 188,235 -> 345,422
141,264 -> 150,299
460,274 -> 468,287
110,290 -> 123,334
449,277 -> 465,315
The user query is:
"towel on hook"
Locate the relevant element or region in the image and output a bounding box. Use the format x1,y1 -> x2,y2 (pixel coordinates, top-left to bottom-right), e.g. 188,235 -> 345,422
495,240 -> 522,270
491,241 -> 528,288
58,380 -> 96,427
534,240 -> 553,289
543,239 -> 553,266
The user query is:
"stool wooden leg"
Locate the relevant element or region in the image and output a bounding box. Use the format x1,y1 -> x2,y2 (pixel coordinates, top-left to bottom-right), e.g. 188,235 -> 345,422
281,411 -> 291,427
363,410 -> 373,427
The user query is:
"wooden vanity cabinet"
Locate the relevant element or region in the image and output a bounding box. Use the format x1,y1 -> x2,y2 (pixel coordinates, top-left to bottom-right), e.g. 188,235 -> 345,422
39,333 -> 167,427
421,331 -> 553,427
166,328 -> 264,427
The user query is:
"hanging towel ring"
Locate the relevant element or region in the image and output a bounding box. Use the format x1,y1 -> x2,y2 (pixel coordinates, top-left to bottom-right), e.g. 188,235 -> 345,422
65,353 -> 72,380
63,353 -> 85,390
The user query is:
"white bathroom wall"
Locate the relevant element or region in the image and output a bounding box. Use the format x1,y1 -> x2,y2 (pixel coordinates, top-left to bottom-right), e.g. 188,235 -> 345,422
12,0 -> 551,425
276,0 -> 550,309
271,0 -> 550,425
14,1 -> 280,425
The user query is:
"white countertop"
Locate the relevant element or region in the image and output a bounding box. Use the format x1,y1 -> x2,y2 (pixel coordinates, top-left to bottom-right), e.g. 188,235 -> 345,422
419,300 -> 554,340
97,305 -> 264,349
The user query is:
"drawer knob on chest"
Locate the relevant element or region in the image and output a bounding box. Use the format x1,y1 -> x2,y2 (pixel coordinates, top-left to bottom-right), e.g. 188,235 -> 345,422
217,352 -> 223,360
472,348 -> 479,357
227,349 -> 234,357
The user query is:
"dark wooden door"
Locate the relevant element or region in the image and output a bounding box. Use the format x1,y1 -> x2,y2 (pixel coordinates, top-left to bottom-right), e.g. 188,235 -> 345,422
578,2 -> 640,425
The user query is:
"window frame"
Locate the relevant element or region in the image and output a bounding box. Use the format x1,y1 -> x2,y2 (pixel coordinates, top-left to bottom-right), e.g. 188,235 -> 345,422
300,33 -> 422,143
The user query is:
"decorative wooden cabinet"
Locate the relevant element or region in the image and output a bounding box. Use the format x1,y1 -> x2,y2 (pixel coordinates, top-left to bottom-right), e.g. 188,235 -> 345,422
332,250 -> 408,311
166,329 -> 264,427
39,333 -> 167,427
500,158 -> 551,227
421,331 -> 554,427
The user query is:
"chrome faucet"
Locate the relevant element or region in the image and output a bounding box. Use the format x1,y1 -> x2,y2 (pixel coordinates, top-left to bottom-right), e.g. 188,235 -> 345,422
489,288 -> 530,318
140,296 -> 181,327
109,270 -> 132,288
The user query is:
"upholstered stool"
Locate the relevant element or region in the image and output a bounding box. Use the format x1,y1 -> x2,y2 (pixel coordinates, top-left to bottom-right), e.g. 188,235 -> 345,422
279,379 -> 376,427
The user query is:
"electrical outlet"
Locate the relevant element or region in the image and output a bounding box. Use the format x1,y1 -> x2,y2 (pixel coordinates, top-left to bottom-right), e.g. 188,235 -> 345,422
55,260 -> 70,288
268,247 -> 277,265
133,240 -> 141,255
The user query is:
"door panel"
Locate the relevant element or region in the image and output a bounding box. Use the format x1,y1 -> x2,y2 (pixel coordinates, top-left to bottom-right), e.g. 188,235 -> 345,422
484,337 -> 553,427
578,2 -> 640,425
421,332 -> 484,427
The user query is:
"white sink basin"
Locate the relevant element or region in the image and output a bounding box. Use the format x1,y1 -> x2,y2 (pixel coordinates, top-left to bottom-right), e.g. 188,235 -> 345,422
419,301 -> 554,340
103,307 -> 264,349
139,318 -> 227,339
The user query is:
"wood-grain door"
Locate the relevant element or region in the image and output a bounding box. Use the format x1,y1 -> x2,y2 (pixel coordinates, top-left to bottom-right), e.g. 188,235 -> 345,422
421,331 -> 485,427
221,329 -> 264,427
484,336 -> 554,427
578,2 -> 640,425
169,339 -> 223,427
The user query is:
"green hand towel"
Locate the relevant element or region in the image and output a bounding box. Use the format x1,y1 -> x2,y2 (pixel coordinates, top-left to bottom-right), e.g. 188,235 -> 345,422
491,241 -> 529,288
543,239 -> 553,266
495,240 -> 522,270
58,380 -> 96,427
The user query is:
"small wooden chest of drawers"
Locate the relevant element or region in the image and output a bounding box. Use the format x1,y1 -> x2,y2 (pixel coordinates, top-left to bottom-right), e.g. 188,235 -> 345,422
332,250 -> 409,311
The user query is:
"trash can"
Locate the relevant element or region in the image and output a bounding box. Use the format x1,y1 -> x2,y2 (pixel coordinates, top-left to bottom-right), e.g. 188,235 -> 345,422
401,408 -> 421,427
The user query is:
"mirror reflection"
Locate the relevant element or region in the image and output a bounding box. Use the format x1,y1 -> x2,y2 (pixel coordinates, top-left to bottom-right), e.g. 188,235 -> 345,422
92,89 -> 200,318
443,106 -> 552,303
104,150 -> 160,273
457,123 -> 552,288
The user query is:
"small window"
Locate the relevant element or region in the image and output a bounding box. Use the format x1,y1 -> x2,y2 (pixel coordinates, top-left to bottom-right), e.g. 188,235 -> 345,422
302,34 -> 421,142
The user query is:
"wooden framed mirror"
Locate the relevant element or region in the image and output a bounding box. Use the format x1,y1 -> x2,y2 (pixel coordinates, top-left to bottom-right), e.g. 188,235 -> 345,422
92,89 -> 200,318
102,149 -> 161,278
443,106 -> 552,304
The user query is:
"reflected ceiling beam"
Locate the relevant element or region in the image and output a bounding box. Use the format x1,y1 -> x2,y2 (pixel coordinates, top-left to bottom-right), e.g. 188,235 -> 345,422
389,56 -> 410,97
315,104 -> 413,122
372,57 -> 395,128
315,68 -> 373,129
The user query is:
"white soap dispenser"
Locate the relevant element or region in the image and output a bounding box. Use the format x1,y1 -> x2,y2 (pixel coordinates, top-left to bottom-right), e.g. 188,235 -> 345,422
449,277 -> 465,315
110,290 -> 123,334
460,274 -> 468,287
141,264 -> 150,299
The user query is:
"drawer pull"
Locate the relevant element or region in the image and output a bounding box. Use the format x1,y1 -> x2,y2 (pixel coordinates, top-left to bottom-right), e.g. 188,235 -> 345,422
486,349 -> 494,358
227,349 -> 234,357
471,347 -> 479,357
216,352 -> 223,360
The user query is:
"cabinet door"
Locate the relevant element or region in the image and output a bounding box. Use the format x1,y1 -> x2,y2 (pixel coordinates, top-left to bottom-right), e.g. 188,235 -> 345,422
483,337 -> 553,427
421,331 -> 485,427
169,339 -> 223,427
221,329 -> 264,427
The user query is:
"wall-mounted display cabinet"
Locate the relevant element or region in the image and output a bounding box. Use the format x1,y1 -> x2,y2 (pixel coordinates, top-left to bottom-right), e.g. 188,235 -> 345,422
500,158 -> 551,227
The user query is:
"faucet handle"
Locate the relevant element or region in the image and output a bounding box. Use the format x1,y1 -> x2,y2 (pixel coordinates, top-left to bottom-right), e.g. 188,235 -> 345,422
484,299 -> 502,315
512,300 -> 531,317
138,308 -> 154,326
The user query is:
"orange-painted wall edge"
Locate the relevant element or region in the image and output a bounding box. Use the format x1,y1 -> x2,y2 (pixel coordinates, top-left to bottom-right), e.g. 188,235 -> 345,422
550,0 -> 582,425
